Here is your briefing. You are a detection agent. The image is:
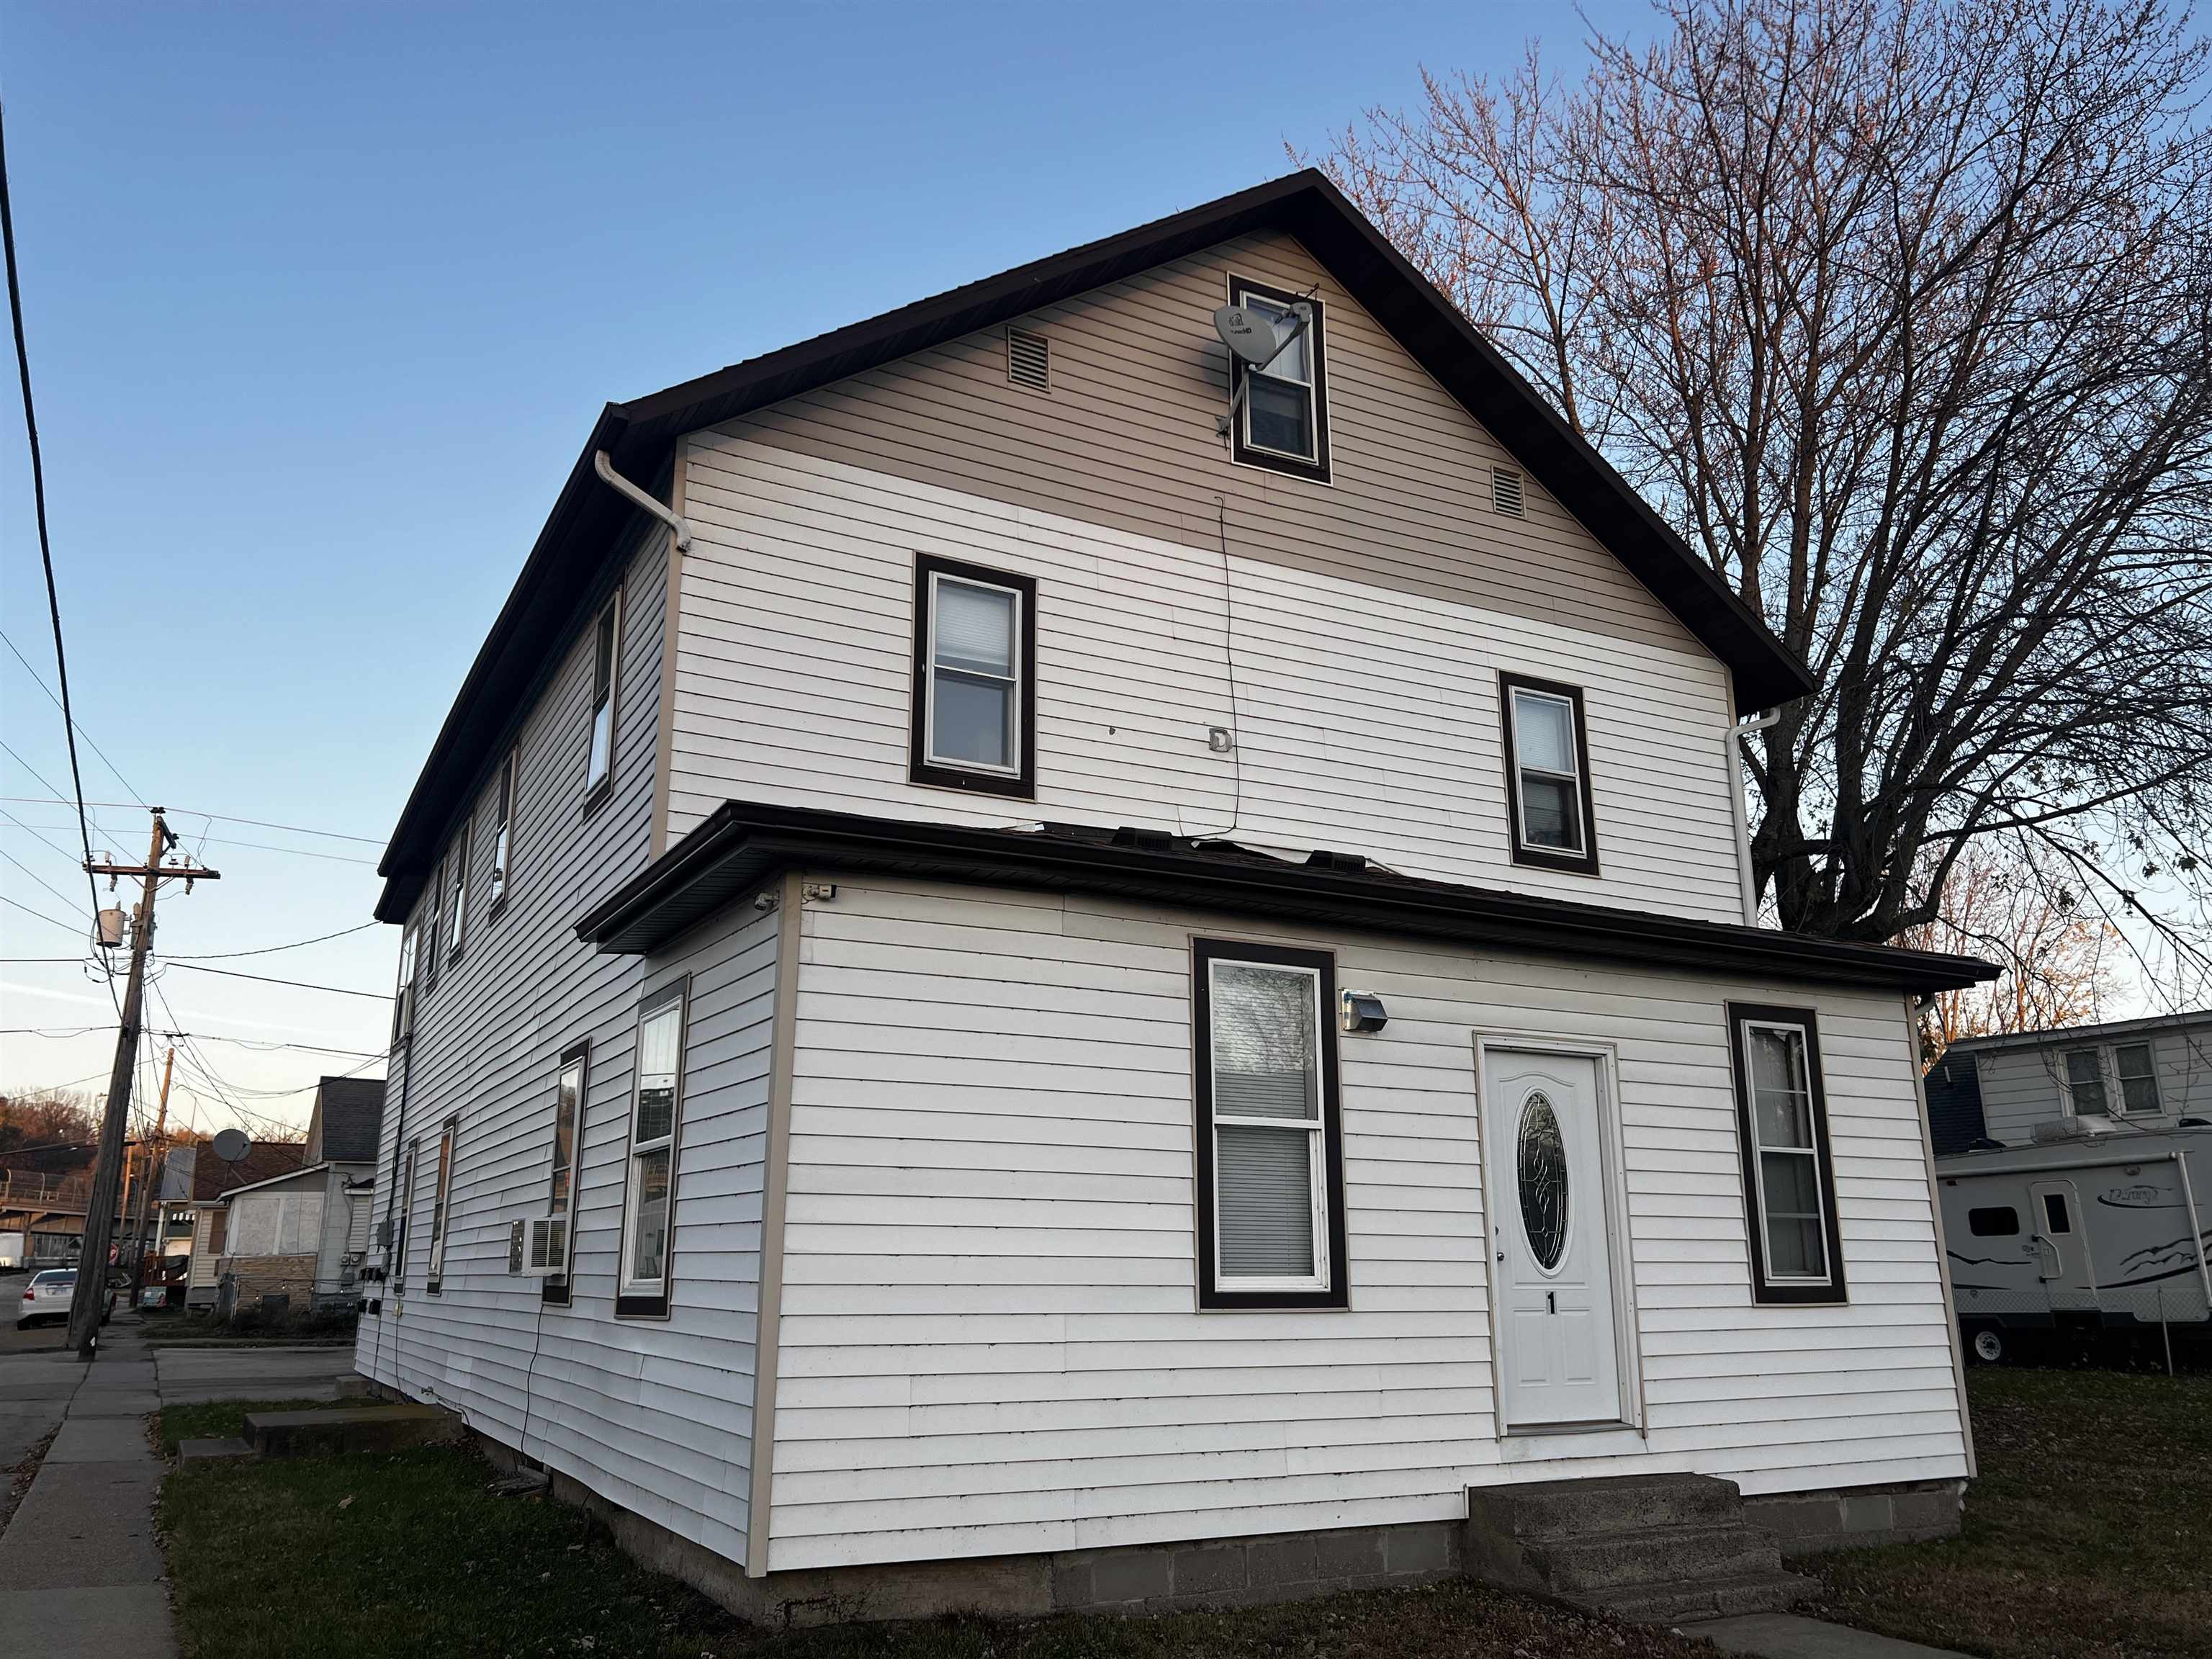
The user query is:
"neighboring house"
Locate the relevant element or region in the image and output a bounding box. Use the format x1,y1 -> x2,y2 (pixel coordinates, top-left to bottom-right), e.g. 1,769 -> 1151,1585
1928,1012 -> 2212,1151
179,1137 -> 305,1310
357,173 -> 1993,1624
210,1079 -> 383,1314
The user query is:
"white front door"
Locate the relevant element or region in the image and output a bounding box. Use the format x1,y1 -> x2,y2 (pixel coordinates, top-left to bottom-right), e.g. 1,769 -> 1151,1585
1484,1048 -> 1624,1430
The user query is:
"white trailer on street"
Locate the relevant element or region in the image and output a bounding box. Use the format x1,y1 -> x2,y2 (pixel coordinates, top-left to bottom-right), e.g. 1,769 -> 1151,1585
1935,1122 -> 2211,1363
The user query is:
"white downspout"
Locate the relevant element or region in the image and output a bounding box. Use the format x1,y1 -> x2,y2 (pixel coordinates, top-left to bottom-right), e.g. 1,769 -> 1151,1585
1727,709 -> 1781,926
593,450 -> 692,551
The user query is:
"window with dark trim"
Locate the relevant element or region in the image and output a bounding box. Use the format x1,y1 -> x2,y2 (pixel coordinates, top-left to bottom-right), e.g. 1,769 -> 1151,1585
1227,274 -> 1330,483
616,981 -> 688,1318
909,554 -> 1036,799
487,745 -> 518,917
421,856 -> 444,988
542,1041 -> 587,1307
585,590 -> 623,806
393,1137 -> 420,1295
390,924 -> 419,1050
1966,1205 -> 2019,1237
445,822 -> 469,964
1192,938 -> 1348,1310
426,1119 -> 457,1295
1726,1003 -> 1847,1305
1498,673 -> 1600,874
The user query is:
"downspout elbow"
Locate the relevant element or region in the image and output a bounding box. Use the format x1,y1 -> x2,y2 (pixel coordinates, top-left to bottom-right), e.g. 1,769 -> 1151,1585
593,449 -> 692,551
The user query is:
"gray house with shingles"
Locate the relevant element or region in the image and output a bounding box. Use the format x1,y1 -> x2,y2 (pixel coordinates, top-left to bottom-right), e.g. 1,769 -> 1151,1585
356,173 -> 1993,1627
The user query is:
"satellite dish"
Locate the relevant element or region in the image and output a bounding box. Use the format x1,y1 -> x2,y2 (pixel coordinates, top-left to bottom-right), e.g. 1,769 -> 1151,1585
211,1128 -> 252,1165
1214,304 -> 1292,367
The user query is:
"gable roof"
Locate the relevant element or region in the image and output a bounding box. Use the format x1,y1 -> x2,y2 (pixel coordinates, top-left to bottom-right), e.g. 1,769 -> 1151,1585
189,1138 -> 305,1200
376,169 -> 1816,922
304,1075 -> 385,1164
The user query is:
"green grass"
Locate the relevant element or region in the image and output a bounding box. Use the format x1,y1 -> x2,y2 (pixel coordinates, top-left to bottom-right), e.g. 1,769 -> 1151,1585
1806,1366 -> 2212,1659
155,1398 -> 330,1455
158,1441 -> 1712,1659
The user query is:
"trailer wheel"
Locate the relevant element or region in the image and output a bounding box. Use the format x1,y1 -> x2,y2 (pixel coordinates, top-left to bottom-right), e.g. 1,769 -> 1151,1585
1969,1325 -> 2005,1364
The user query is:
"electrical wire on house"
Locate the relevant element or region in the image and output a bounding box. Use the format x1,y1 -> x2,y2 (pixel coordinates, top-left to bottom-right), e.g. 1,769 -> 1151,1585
1195,494 -> 1248,843
160,961 -> 392,1000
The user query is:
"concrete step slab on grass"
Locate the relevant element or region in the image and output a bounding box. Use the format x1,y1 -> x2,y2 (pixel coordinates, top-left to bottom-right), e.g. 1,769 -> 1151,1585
244,1403 -> 461,1458
1697,1612 -> 1969,1659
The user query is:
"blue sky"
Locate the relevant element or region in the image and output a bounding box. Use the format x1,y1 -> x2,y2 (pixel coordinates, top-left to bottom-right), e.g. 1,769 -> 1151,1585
1,2 -> 1642,1136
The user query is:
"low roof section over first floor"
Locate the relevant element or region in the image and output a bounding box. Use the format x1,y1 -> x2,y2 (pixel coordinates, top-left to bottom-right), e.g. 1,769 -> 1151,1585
574,799 -> 1995,997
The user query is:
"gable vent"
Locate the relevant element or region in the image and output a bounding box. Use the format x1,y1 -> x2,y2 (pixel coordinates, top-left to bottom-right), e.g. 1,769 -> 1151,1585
1007,326 -> 1051,391
1492,465 -> 1526,518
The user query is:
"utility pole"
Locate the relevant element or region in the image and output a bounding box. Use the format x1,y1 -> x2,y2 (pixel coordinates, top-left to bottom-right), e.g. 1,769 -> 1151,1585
127,1047 -> 173,1305
68,809 -> 218,1358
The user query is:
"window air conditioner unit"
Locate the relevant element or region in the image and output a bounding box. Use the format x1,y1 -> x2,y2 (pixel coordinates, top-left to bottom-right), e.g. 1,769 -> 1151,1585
521,1215 -> 568,1277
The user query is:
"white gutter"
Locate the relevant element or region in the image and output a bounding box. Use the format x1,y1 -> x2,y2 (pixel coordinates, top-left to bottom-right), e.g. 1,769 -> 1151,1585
593,450 -> 692,551
1726,709 -> 1781,926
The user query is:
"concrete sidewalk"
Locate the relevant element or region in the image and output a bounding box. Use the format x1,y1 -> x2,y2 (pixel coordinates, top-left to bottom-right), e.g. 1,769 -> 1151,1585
0,1316 -> 174,1659
1698,1612 -> 1969,1658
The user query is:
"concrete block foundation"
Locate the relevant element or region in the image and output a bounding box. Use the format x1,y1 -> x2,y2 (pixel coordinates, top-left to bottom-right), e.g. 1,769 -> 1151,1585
1741,1480 -> 1966,1557
471,1428 -> 1957,1629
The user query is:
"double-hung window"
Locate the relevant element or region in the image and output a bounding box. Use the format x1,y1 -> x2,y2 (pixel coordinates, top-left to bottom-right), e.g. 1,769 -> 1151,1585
1727,1004 -> 1846,1304
426,1119 -> 456,1295
421,860 -> 443,987
390,925 -> 418,1048
585,591 -> 623,804
393,1138 -> 419,1295
616,982 -> 687,1318
1227,275 -> 1330,482
1192,938 -> 1348,1310
445,824 -> 469,963
543,1042 -> 587,1305
487,747 -> 517,915
2113,1043 -> 2160,1114
1499,673 -> 1599,873
909,554 -> 1036,797
2062,1048 -> 2110,1114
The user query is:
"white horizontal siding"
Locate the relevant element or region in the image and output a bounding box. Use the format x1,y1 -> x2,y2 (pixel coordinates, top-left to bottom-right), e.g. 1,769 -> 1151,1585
357,517 -> 776,1572
765,875 -> 1967,1572
670,441 -> 1746,925
1974,1021 -> 2212,1143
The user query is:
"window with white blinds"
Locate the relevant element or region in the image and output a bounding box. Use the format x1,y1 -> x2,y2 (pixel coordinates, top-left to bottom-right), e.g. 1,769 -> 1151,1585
1500,672 -> 1599,873
1194,939 -> 1347,1309
909,555 -> 1036,797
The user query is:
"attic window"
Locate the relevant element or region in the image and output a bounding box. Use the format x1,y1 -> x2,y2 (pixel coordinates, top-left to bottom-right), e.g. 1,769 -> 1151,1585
1007,327 -> 1051,392
1492,465 -> 1526,518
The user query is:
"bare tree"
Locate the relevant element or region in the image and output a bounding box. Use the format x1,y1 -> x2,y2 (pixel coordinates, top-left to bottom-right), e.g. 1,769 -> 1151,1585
1898,837 -> 2124,1051
1319,0 -> 2212,994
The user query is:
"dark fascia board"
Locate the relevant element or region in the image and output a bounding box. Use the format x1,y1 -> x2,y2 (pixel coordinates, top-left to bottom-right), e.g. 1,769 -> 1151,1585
574,801 -> 1995,997
378,170 -> 1813,920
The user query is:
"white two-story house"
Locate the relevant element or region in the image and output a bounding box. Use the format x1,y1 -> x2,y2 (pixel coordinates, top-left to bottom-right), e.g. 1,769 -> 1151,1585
358,173 -> 1994,1626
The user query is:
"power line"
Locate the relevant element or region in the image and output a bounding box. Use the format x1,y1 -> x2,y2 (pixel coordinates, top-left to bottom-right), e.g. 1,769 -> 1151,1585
0,845 -> 91,919
0,796 -> 381,847
0,818 -> 379,867
0,98 -> 105,958
0,628 -> 144,804
1,889 -> 85,938
159,961 -> 392,1000
0,1025 -> 385,1060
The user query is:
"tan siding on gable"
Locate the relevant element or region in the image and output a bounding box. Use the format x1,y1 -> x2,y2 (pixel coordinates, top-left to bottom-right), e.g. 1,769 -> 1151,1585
726,230 -> 1701,657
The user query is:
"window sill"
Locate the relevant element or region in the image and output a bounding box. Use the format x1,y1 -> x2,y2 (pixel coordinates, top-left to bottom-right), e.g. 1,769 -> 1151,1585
1197,1285 -> 1348,1311
1748,1283 -> 1848,1307
908,762 -> 1035,800
614,1290 -> 669,1319
1509,843 -> 1602,876
581,777 -> 616,821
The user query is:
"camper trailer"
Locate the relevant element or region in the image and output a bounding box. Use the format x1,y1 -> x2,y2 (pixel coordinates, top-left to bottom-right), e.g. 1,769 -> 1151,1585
1934,1122 -> 2211,1362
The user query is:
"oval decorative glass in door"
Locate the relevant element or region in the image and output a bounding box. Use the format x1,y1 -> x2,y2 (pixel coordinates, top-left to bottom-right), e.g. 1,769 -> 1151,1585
1517,1091 -> 1569,1270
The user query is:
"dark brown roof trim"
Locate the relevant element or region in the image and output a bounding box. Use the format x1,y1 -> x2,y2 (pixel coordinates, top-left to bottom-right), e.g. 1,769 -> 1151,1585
574,801 -> 1995,996
380,170 -> 1815,920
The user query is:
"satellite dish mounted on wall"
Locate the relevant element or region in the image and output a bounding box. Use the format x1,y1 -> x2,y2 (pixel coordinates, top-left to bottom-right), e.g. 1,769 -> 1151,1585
1213,300 -> 1313,436
211,1128 -> 251,1166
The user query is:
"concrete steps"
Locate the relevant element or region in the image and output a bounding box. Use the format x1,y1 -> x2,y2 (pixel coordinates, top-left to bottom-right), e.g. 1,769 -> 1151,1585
243,1404 -> 461,1459
1465,1473 -> 1812,1625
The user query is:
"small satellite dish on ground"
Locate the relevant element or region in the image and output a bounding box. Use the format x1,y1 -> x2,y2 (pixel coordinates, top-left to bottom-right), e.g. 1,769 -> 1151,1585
211,1128 -> 252,1165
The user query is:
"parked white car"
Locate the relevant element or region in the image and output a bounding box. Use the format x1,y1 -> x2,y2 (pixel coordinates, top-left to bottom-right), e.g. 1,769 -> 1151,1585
16,1268 -> 112,1329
